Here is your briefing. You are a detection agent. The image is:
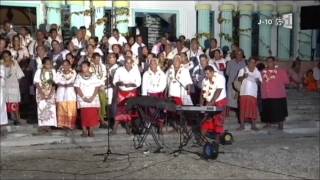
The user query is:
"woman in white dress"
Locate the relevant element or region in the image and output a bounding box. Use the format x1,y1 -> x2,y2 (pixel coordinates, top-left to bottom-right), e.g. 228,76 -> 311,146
90,53 -> 107,122
74,61 -> 101,137
33,57 -> 57,133
0,59 -> 8,126
56,60 -> 77,130
2,50 -> 25,124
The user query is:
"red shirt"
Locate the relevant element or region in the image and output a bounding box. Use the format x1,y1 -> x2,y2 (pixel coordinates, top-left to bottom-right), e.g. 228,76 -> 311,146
261,68 -> 289,99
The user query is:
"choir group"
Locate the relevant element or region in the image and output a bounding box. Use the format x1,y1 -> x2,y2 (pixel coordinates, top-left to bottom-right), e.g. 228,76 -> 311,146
1,21 -> 319,139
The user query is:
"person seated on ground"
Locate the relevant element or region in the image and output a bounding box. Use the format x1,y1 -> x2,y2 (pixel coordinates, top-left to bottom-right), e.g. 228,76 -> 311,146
304,69 -> 318,92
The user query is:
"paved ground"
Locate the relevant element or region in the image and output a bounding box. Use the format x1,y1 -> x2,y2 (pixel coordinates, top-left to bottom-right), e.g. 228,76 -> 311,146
0,90 -> 319,180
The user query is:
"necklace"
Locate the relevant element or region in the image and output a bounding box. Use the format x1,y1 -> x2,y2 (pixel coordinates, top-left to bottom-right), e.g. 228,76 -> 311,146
62,70 -> 74,81
92,63 -> 103,79
80,73 -> 92,80
40,69 -> 54,85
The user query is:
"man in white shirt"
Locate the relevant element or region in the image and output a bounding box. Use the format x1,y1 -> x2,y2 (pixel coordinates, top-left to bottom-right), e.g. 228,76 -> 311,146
47,28 -> 63,47
142,58 -> 166,97
191,54 -> 209,105
131,35 -> 145,58
166,55 -> 193,105
108,28 -> 127,53
112,57 -> 141,134
200,65 -> 228,143
71,31 -> 86,50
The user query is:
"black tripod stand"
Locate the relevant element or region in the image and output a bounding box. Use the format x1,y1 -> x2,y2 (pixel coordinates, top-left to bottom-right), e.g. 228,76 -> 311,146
169,78 -> 200,157
94,122 -> 127,162
94,64 -> 127,162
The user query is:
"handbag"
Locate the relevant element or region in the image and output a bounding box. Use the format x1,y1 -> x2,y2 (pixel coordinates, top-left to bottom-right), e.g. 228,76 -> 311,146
232,67 -> 247,96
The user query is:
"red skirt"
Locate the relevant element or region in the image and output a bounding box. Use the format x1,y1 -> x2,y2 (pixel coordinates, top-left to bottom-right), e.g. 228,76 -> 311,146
80,108 -> 100,128
115,89 -> 138,123
6,103 -> 20,113
171,96 -> 183,106
240,95 -> 258,122
201,98 -> 228,134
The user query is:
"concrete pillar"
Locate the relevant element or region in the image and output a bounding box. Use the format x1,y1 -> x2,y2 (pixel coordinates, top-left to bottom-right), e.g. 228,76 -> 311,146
298,30 -> 312,60
277,5 -> 293,60
47,2 -> 62,26
69,1 -> 85,29
195,3 -> 211,47
219,4 -> 235,50
239,4 -> 254,58
113,1 -> 129,35
258,4 -> 274,58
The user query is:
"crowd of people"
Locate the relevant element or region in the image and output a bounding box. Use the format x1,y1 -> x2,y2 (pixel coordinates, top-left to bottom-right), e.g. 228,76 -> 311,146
0,21 -> 319,140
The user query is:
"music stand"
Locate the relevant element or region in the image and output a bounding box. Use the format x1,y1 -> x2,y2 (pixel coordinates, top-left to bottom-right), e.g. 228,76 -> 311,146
168,78 -> 200,156
94,64 -> 127,162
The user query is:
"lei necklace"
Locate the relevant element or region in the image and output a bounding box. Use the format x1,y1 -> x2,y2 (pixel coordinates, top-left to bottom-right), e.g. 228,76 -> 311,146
202,76 -> 216,102
40,69 -> 54,85
262,67 -> 278,82
148,70 -> 162,88
168,66 -> 182,82
80,73 -> 92,80
91,63 -> 103,79
62,70 -> 74,81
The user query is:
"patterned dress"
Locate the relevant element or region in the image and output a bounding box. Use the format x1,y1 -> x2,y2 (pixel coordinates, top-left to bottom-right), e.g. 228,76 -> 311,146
0,61 -> 8,125
56,70 -> 77,129
33,68 -> 57,127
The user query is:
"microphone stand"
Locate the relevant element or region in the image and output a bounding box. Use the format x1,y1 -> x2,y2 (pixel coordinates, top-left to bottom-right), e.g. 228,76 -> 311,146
94,64 -> 127,162
170,73 -> 199,157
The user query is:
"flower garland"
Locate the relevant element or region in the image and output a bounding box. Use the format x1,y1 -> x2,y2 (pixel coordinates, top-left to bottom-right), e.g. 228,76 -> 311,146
61,70 -> 75,81
262,67 -> 278,82
148,70 -> 162,89
91,63 -> 103,80
40,69 -> 54,85
168,66 -> 182,83
202,75 -> 216,102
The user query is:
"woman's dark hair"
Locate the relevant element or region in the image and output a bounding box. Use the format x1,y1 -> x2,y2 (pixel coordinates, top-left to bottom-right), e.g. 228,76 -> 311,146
81,60 -> 91,67
21,26 -> 31,34
49,28 -> 57,34
256,62 -> 266,71
1,50 -> 12,57
204,65 -> 214,72
63,59 -> 71,65
89,36 -> 99,44
51,39 -> 60,46
210,38 -> 217,45
199,54 -> 208,60
291,59 -> 301,69
248,56 -> 258,63
92,52 -> 101,59
12,34 -> 20,41
42,57 -> 52,65
66,52 -> 74,59
266,56 -> 276,61
0,37 -> 8,47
